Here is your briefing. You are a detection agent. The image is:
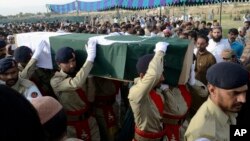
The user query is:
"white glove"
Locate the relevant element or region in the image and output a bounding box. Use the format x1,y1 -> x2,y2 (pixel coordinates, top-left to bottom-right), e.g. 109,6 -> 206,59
32,40 -> 46,60
160,84 -> 169,91
154,42 -> 169,53
188,64 -> 196,86
85,38 -> 97,62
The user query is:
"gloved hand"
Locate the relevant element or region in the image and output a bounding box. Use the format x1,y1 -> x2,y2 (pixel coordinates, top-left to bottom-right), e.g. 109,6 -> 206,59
188,64 -> 196,86
154,42 -> 169,53
32,40 -> 46,60
160,84 -> 169,91
85,38 -> 97,62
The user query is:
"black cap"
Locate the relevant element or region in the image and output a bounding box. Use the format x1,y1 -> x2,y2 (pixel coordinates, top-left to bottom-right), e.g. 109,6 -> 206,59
0,40 -> 6,49
0,58 -> 17,74
55,47 -> 75,63
206,62 -> 249,89
136,54 -> 154,74
14,46 -> 32,63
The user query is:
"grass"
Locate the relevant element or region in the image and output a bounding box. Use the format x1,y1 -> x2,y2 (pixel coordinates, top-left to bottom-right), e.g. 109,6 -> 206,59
207,14 -> 245,37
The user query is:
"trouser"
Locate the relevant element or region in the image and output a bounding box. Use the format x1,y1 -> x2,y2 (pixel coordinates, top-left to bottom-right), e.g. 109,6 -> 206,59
95,105 -> 117,141
67,116 -> 100,141
133,126 -> 166,141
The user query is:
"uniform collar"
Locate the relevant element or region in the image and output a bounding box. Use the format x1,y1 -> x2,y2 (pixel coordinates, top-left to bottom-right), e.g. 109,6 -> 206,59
59,69 -> 69,78
207,97 -> 237,126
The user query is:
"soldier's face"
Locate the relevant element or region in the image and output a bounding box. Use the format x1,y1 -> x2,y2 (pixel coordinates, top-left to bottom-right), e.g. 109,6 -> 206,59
59,57 -> 76,75
209,84 -> 248,113
0,67 -> 19,87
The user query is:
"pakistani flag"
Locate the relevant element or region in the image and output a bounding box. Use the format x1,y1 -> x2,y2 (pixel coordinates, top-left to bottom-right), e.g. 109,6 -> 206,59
16,32 -> 193,86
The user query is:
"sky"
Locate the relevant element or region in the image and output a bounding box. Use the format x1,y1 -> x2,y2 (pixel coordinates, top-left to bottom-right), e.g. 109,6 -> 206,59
0,0 -> 100,16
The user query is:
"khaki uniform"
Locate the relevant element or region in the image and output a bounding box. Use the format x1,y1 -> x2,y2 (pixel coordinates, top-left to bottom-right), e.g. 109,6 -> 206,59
19,58 -> 56,98
128,51 -> 165,141
185,97 -> 237,141
19,58 -> 37,79
92,77 -> 119,141
0,76 -> 42,100
162,85 -> 191,141
161,42 -> 195,141
50,61 -> 100,141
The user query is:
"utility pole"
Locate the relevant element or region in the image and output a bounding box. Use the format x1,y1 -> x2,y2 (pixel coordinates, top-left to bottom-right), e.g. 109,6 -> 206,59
219,0 -> 223,25
75,0 -> 79,16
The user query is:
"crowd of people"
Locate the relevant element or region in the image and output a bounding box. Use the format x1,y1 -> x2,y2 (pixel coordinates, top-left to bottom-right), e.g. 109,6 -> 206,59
0,14 -> 250,141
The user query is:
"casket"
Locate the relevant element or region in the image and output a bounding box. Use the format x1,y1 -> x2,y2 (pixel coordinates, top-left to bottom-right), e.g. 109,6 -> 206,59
16,32 -> 193,86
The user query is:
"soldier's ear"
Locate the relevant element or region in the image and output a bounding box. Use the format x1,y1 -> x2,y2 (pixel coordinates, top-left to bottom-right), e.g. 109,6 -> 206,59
56,62 -> 61,68
207,83 -> 215,96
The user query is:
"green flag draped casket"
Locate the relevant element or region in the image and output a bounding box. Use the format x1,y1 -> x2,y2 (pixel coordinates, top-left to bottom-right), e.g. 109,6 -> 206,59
16,32 -> 193,86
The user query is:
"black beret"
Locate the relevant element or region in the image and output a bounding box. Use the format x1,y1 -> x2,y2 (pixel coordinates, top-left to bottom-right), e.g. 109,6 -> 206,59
0,58 -> 17,74
206,62 -> 249,89
0,40 -> 6,49
14,46 -> 32,63
55,47 -> 75,63
136,54 -> 154,74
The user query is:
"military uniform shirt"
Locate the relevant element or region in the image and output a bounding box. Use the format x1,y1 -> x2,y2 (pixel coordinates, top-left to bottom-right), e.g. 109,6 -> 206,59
0,76 -> 42,100
185,97 -> 237,141
19,58 -> 37,79
128,51 -> 165,133
50,61 -> 93,111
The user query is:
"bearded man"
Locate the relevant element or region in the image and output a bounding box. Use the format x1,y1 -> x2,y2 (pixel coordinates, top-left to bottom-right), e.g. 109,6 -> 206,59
207,26 -> 231,63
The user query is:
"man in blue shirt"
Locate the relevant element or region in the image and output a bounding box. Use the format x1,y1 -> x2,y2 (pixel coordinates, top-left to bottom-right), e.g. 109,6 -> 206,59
228,28 -> 244,59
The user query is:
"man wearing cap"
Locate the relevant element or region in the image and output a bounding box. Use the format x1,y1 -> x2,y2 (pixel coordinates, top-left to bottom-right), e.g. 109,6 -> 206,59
236,27 -> 246,48
207,26 -> 231,63
185,62 -> 248,141
50,38 -> 100,141
14,42 -> 56,98
221,49 -> 241,64
128,42 -> 169,141
0,58 -> 42,100
92,77 -> 121,141
31,96 -> 82,141
0,40 -> 7,59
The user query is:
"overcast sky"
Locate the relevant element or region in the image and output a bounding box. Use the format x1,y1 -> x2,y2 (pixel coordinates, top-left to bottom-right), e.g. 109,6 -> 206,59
0,0 -> 100,16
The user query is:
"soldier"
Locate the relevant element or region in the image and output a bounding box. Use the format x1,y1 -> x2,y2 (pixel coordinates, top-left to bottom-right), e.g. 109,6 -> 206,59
14,41 -> 45,79
161,66 -> 194,141
92,77 -> 121,141
14,41 -> 56,98
50,38 -> 100,141
0,58 -> 42,100
128,42 -> 169,141
185,62 -> 248,141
